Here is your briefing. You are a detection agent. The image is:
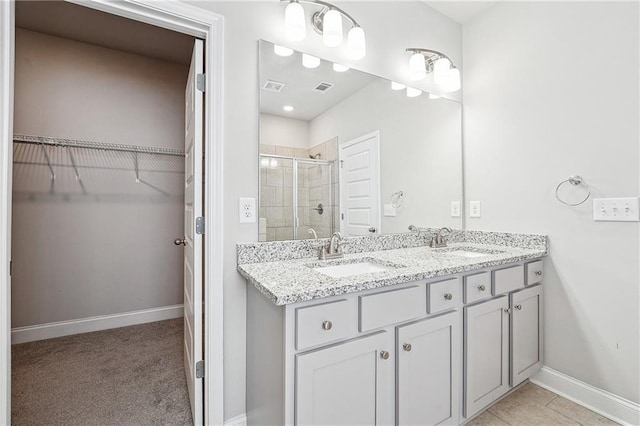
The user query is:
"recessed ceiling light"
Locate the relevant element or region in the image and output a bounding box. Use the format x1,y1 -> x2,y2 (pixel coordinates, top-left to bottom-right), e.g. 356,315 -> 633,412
391,81 -> 406,90
302,53 -> 320,69
274,44 -> 294,57
283,105 -> 294,112
332,63 -> 349,72
406,87 -> 422,98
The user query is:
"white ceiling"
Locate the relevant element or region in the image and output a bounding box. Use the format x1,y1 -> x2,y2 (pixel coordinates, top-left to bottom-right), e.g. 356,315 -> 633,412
260,41 -> 377,122
424,1 -> 499,24
15,0 -> 194,65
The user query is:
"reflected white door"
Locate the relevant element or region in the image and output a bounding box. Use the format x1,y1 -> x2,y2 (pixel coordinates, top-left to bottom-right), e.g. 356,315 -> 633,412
339,131 -> 381,236
184,39 -> 204,425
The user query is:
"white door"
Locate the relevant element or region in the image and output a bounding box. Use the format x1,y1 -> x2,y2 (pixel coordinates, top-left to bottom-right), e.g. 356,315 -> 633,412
296,331 -> 394,425
463,296 -> 510,419
339,131 -> 381,236
397,311 -> 460,426
183,39 -> 204,425
510,285 -> 543,387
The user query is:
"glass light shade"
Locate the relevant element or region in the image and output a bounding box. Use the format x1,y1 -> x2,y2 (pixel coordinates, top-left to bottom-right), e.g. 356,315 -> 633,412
440,68 -> 461,92
347,27 -> 366,60
333,63 -> 350,72
285,2 -> 306,41
302,53 -> 320,69
270,159 -> 278,168
273,44 -> 294,57
408,53 -> 426,81
391,81 -> 406,91
260,158 -> 270,167
433,57 -> 451,85
428,93 -> 441,99
406,87 -> 422,98
323,10 -> 343,47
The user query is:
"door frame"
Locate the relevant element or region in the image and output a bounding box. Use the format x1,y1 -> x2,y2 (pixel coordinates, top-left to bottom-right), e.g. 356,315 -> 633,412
338,130 -> 382,235
0,1 -> 225,425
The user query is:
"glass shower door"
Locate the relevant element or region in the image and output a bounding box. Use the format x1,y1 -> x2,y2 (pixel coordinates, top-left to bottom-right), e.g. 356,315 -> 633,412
259,155 -> 294,241
296,160 -> 333,239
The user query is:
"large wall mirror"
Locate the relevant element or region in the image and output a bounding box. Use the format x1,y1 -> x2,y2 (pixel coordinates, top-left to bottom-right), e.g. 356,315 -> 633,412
258,40 -> 463,242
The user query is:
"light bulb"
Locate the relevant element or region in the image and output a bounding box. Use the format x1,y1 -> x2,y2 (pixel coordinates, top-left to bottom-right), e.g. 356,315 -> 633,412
347,26 -> 366,60
283,105 -> 294,112
408,52 -> 426,81
284,1 -> 306,41
333,63 -> 349,72
270,159 -> 278,168
323,9 -> 343,47
302,53 -> 320,69
433,57 -> 451,85
273,44 -> 294,57
406,87 -> 422,98
391,81 -> 406,90
260,158 -> 270,167
440,68 -> 461,92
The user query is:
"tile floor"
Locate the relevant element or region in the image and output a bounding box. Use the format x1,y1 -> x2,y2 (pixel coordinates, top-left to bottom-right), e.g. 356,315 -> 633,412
468,383 -> 618,426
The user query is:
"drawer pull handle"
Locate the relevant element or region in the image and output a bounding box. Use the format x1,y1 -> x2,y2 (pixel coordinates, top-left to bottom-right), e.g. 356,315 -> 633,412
444,293 -> 453,301
535,270 -> 543,276
515,304 -> 522,310
322,321 -> 333,330
380,350 -> 390,360
403,343 -> 412,352
477,284 -> 486,291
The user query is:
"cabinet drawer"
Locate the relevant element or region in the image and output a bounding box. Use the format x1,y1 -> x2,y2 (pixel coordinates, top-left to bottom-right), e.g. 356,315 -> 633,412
359,286 -> 424,332
427,278 -> 461,314
464,272 -> 491,304
296,300 -> 349,350
492,265 -> 524,296
525,260 -> 544,285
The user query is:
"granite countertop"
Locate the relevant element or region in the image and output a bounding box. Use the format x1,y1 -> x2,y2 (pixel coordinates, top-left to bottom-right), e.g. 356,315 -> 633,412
238,241 -> 547,306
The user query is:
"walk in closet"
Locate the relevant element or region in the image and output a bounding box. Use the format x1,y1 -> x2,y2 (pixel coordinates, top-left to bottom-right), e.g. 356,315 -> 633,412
10,1 -> 199,423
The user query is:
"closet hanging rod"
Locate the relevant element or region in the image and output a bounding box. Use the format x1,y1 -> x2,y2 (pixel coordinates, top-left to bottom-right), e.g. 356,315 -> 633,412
13,134 -> 186,157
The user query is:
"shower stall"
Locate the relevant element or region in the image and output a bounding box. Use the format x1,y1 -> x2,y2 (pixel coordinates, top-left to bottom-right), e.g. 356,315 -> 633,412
259,154 -> 336,241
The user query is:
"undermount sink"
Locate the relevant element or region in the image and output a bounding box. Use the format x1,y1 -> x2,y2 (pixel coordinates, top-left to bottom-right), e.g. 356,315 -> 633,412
443,250 -> 490,258
313,261 -> 393,278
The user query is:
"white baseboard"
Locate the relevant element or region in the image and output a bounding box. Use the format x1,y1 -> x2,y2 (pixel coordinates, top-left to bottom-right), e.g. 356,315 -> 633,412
531,366 -> 640,425
11,304 -> 184,344
224,413 -> 247,426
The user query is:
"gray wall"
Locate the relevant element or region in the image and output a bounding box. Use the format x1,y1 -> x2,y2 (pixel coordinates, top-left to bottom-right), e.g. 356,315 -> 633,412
463,2 -> 639,402
184,1 -> 462,420
12,29 -> 189,327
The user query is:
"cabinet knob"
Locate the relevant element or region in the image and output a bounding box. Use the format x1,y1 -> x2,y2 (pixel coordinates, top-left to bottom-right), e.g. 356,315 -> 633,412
380,350 -> 390,360
403,343 -> 412,352
444,293 -> 453,301
515,304 -> 522,310
322,321 -> 333,330
477,284 -> 486,291
504,308 -> 512,314
535,270 -> 543,276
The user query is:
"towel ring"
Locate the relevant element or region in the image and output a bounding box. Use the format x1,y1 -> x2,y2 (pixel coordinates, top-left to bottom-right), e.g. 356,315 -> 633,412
555,175 -> 590,206
391,190 -> 404,207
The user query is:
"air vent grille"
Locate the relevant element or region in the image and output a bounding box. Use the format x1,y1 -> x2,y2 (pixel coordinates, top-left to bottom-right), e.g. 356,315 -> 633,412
263,80 -> 286,92
313,82 -> 334,93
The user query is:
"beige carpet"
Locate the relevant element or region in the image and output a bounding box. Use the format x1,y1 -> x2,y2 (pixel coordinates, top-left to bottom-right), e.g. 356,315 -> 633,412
12,318 -> 193,426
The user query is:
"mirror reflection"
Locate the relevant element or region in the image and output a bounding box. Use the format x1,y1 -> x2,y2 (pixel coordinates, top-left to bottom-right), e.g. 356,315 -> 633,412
259,40 -> 463,242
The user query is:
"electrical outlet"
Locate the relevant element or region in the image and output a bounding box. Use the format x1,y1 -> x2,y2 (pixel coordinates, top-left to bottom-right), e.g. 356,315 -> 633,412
470,201 -> 481,218
593,197 -> 639,222
239,197 -> 256,223
451,201 -> 461,218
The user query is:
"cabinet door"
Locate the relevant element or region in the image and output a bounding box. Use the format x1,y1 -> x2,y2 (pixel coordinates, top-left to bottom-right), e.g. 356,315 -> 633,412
295,331 -> 394,426
464,296 -> 510,419
510,285 -> 543,387
397,311 -> 460,426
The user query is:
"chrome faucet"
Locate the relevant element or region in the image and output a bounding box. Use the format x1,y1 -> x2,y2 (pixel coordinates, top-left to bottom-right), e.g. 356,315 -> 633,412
408,225 -> 420,234
318,231 -> 348,260
431,227 -> 453,248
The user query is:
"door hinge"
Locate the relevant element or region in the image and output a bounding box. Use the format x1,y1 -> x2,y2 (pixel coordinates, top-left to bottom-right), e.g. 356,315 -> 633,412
196,73 -> 206,92
196,217 -> 205,235
341,213 -> 344,220
196,360 -> 205,379
9,260 -> 12,276
340,160 -> 344,169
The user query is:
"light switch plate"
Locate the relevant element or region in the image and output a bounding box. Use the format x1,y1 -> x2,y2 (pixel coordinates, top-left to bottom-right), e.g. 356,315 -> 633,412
593,197 -> 639,222
470,201 -> 481,218
383,203 -> 397,217
451,201 -> 461,218
239,197 -> 256,223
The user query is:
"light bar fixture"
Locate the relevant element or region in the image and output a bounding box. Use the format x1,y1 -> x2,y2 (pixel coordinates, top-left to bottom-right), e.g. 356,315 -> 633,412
405,48 -> 461,93
282,0 -> 366,60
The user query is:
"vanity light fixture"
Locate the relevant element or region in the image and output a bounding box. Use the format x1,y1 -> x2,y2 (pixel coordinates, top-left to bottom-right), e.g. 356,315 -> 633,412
282,0 -> 366,59
406,87 -> 422,98
302,53 -> 321,68
273,44 -> 294,57
283,105 -> 295,112
332,63 -> 349,72
406,48 -> 461,92
391,81 -> 406,90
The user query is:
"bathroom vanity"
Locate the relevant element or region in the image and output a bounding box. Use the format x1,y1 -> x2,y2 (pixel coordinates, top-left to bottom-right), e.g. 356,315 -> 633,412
238,230 -> 547,425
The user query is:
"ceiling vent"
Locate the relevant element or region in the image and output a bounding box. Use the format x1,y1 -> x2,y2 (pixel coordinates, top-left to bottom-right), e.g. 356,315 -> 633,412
313,82 -> 334,93
263,80 -> 286,92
